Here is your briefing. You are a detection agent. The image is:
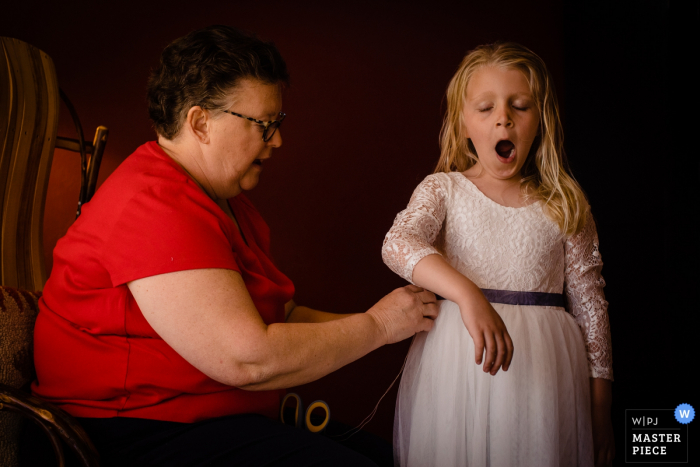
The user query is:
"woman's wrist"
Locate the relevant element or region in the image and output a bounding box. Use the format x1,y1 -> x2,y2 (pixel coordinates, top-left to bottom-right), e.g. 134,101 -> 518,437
365,308 -> 392,347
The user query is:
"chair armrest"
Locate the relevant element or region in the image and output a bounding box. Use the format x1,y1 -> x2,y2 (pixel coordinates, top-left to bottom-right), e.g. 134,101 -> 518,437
0,383 -> 99,467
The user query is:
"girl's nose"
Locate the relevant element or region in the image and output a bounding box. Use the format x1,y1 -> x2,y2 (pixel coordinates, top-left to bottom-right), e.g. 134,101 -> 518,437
495,108 -> 513,128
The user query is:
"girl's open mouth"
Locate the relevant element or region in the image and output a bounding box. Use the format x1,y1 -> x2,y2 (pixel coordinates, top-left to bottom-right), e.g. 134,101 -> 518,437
495,140 -> 516,163
252,159 -> 263,166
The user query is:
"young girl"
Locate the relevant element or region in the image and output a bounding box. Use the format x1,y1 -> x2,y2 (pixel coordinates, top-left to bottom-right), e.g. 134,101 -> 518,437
382,42 -> 614,466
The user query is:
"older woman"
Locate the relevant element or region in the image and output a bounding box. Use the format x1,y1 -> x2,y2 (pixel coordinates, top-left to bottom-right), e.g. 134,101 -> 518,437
31,26 -> 437,466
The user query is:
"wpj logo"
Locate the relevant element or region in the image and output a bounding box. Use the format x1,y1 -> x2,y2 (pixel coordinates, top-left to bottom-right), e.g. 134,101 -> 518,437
625,404 -> 693,463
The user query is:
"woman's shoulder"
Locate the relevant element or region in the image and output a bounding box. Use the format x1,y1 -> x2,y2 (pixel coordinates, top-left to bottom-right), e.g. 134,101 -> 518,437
101,141 -> 190,192
78,142 -> 222,241
92,142 -> 207,210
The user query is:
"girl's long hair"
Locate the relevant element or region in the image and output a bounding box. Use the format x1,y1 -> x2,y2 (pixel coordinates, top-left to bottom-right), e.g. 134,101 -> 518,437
435,42 -> 588,236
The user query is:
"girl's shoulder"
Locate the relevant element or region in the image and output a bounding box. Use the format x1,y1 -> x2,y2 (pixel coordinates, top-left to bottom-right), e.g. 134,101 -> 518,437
413,172 -> 480,203
412,172 -> 458,199
418,171 -> 465,189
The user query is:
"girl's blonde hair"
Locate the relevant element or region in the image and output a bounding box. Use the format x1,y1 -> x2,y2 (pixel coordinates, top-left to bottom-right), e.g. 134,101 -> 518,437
435,42 -> 588,236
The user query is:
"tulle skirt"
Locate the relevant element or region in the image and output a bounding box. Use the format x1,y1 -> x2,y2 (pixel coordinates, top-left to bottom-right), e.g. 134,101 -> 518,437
394,300 -> 594,467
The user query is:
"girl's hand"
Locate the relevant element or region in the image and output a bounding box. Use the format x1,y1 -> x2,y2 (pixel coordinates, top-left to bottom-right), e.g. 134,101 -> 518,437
458,295 -> 514,375
592,409 -> 615,466
591,378 -> 615,466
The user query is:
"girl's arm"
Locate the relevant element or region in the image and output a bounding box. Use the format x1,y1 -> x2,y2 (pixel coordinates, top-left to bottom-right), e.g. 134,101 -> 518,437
382,174 -> 514,374
591,378 -> 615,467
412,254 -> 514,374
564,209 -> 614,465
564,211 -> 613,380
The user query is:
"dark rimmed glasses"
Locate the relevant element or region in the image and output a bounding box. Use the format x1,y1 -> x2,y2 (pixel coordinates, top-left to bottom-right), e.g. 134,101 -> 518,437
222,110 -> 286,142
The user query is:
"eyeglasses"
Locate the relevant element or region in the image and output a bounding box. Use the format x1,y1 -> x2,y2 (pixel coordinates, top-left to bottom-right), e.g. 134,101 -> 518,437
222,110 -> 286,142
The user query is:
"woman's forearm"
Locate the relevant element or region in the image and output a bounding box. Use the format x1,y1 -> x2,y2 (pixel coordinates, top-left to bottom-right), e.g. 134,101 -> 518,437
236,312 -> 384,390
240,289 -> 435,389
286,304 -> 353,323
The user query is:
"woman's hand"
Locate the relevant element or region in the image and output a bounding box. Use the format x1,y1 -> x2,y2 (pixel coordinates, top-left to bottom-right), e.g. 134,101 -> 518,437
458,295 -> 514,375
286,287 -> 439,340
367,285 -> 439,344
411,254 -> 514,375
591,378 -> 615,466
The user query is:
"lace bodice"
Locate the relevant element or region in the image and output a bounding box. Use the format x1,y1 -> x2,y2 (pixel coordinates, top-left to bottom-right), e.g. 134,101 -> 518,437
382,172 -> 613,380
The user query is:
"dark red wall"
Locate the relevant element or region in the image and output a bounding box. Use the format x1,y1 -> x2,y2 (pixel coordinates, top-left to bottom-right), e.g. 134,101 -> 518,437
3,1 -> 564,441
6,2 -> 692,456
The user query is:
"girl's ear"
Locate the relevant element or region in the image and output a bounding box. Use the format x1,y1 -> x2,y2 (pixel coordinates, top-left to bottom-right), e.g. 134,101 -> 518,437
526,134 -> 541,162
466,138 -> 478,158
185,106 -> 211,144
460,108 -> 469,139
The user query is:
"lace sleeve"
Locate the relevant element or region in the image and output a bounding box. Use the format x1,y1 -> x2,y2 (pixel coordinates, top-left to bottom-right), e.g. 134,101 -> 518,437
564,210 -> 613,381
382,175 -> 447,284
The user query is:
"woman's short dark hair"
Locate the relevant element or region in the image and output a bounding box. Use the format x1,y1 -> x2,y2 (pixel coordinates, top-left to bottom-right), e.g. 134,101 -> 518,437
147,25 -> 289,139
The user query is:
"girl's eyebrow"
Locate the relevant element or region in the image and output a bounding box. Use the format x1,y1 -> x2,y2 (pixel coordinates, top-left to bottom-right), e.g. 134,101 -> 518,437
511,92 -> 534,99
467,91 -> 533,102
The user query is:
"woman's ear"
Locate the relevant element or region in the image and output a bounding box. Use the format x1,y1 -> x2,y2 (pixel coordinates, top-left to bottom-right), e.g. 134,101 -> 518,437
185,106 -> 211,144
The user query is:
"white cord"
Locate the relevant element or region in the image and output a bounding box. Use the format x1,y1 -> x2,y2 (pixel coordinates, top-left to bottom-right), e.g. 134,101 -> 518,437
332,336 -> 414,441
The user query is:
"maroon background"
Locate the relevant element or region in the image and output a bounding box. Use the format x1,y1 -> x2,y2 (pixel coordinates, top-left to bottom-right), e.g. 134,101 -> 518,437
2,0 -> 564,442
4,0 -> 694,460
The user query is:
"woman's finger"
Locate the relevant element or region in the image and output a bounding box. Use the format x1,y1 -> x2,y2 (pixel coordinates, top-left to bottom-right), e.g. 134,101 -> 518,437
422,302 -> 439,320
420,316 -> 435,333
415,288 -> 437,304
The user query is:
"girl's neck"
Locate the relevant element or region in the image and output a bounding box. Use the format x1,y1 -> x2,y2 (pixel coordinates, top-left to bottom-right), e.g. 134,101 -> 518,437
462,163 -> 530,208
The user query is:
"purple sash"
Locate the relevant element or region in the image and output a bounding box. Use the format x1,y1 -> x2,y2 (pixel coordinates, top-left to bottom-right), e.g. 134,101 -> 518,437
481,288 -> 565,308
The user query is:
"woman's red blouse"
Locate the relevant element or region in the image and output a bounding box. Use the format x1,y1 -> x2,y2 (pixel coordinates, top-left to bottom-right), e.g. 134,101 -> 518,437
32,141 -> 294,423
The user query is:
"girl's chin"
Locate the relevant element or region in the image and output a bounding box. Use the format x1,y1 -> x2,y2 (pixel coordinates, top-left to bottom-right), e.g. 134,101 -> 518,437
488,165 -> 523,181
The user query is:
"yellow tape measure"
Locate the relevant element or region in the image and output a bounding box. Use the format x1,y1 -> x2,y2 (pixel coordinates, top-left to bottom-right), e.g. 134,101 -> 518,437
280,393 -> 330,433
305,400 -> 330,433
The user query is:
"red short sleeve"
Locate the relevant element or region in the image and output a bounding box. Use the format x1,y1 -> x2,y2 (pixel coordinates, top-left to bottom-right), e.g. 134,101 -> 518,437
104,182 -> 240,287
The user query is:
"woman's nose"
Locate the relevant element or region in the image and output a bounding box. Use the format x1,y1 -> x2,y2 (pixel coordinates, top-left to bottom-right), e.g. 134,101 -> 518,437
267,129 -> 282,148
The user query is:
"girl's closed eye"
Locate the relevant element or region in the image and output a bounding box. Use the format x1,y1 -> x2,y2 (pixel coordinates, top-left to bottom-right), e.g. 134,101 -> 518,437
512,100 -> 532,111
